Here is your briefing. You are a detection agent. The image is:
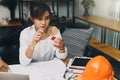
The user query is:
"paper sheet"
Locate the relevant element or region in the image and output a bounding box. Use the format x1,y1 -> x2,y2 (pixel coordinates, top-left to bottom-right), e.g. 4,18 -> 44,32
8,58 -> 66,80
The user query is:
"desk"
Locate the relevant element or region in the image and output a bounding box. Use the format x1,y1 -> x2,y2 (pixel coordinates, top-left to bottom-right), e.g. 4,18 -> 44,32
9,58 -> 66,80
63,58 -> 117,80
0,21 -> 22,27
75,16 -> 120,32
89,38 -> 120,62
7,58 -> 117,80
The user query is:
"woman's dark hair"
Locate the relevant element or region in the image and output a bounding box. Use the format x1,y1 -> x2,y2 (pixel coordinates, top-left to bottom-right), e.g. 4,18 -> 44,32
30,2 -> 51,19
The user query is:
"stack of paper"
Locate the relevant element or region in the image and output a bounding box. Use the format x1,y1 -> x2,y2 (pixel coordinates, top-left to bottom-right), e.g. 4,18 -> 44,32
8,58 -> 66,80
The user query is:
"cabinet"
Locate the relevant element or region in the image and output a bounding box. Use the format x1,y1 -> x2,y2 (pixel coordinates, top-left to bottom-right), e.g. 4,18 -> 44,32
18,0 -> 74,24
0,21 -> 22,27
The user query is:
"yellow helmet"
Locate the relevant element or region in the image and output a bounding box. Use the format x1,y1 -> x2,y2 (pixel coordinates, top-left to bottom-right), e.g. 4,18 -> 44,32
82,55 -> 114,80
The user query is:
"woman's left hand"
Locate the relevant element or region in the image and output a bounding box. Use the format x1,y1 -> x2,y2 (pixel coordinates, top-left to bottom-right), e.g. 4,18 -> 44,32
53,38 -> 64,49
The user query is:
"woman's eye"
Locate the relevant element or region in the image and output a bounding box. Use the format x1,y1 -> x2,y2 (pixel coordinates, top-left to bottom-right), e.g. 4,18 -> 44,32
36,17 -> 42,20
36,16 -> 50,20
45,16 -> 50,20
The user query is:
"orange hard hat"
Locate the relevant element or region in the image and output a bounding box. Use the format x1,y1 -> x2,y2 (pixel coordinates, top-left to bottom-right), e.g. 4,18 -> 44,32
82,55 -> 114,80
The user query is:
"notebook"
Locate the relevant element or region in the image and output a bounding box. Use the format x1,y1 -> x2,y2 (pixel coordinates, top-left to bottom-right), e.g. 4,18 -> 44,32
0,72 -> 29,80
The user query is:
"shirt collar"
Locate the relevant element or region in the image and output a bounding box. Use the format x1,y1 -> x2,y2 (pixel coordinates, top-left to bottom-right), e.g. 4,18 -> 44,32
31,24 -> 36,32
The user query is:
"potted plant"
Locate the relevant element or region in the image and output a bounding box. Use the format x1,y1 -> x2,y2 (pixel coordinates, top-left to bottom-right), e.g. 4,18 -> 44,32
81,0 -> 95,16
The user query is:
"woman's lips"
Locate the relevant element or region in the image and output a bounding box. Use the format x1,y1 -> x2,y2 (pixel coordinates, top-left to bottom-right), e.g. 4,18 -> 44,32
41,26 -> 45,28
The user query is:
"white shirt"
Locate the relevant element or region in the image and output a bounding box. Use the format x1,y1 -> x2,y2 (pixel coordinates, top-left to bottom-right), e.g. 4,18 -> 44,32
19,25 -> 67,66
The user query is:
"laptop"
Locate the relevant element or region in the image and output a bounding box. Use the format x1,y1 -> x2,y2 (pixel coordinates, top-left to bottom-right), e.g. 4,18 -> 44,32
0,72 -> 29,80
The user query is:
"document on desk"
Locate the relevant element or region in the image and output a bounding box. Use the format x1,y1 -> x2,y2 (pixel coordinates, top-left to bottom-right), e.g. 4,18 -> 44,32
8,58 -> 66,80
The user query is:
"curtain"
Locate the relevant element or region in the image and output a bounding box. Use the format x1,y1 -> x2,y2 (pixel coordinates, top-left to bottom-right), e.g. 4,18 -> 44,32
75,0 -> 120,49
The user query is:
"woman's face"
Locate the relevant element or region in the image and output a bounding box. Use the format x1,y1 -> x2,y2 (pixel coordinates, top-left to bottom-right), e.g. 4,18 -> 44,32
32,11 -> 50,31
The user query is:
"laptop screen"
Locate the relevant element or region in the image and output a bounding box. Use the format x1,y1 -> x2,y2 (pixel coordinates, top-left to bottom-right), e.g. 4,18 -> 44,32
0,72 -> 29,80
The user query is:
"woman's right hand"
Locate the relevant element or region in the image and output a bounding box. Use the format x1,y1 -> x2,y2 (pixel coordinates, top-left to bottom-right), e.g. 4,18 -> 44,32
26,29 -> 45,57
33,29 -> 45,42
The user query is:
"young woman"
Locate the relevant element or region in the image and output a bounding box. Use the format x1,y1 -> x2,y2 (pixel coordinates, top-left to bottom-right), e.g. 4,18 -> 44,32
19,2 -> 67,66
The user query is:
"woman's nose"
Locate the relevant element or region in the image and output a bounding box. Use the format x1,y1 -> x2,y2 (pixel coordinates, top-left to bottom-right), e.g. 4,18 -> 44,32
41,19 -> 45,24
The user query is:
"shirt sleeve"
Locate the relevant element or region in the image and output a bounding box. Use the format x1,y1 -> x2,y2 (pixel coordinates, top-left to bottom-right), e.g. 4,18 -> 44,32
19,29 -> 32,66
55,47 -> 68,59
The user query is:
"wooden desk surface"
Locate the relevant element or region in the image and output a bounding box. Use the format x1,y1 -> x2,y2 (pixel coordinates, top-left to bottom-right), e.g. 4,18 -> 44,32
0,21 -> 22,27
89,38 -> 120,62
75,16 -> 120,32
63,58 -> 117,80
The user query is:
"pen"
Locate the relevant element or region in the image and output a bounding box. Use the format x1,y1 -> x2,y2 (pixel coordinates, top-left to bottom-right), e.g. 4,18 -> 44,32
31,29 -> 44,50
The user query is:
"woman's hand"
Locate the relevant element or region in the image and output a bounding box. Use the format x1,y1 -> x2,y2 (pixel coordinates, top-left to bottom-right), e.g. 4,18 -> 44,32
33,29 -> 45,42
26,29 -> 45,58
53,38 -> 65,53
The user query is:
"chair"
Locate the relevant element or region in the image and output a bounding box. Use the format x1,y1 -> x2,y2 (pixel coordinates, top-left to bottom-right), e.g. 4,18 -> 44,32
62,28 -> 93,58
